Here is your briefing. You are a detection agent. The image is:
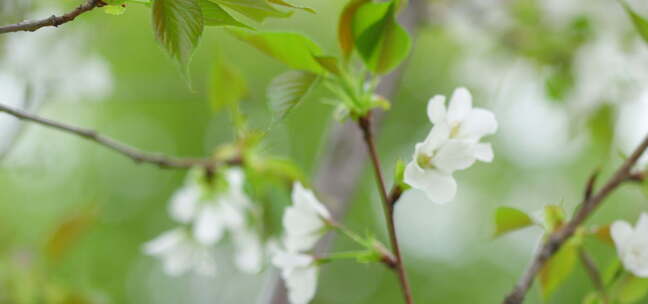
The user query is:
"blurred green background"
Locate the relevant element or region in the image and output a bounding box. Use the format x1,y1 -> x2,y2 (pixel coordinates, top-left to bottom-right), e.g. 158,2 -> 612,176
1,0 -> 648,303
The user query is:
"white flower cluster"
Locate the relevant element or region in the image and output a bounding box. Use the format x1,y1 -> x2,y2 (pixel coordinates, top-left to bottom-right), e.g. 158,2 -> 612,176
271,182 -> 332,304
404,87 -> 497,204
143,168 -> 263,276
612,213 -> 648,278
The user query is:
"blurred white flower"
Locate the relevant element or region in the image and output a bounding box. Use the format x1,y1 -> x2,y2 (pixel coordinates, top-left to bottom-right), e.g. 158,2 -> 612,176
617,88 -> 648,171
282,182 -> 331,252
272,249 -> 318,304
168,185 -> 202,223
232,227 -> 264,274
611,214 -> 648,277
169,168 -> 251,245
1,14 -> 112,104
143,228 -> 217,277
404,88 -> 497,204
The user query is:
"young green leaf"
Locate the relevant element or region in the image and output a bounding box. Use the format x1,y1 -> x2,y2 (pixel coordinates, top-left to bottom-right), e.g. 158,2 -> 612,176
209,58 -> 247,112
267,70 -> 318,119
314,56 -> 342,75
338,0 -> 370,59
539,238 -> 580,299
229,29 -> 325,73
621,0 -> 648,45
543,204 -> 566,232
493,206 -> 534,237
352,0 -> 411,74
104,4 -> 127,15
614,275 -> 648,303
152,0 -> 204,75
212,0 -> 290,22
268,0 -> 314,13
200,0 -> 251,28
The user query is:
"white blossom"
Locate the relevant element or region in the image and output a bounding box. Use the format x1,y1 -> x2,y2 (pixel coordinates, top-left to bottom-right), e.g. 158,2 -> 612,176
272,249 -> 319,304
282,182 -> 331,252
611,213 -> 648,278
168,168 -> 252,245
232,226 -> 264,274
404,87 -> 497,204
143,228 -> 217,277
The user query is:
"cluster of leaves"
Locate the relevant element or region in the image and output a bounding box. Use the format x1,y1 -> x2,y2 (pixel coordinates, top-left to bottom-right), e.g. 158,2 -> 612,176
209,0 -> 412,121
493,205 -> 648,303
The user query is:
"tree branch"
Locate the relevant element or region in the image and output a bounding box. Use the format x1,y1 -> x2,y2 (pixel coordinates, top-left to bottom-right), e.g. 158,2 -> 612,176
503,134 -> 648,304
0,0 -> 105,34
358,113 -> 414,304
0,103 -> 240,170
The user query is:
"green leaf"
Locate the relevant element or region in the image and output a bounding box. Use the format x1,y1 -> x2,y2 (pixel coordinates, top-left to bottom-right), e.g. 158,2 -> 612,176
212,0 -> 290,22
314,56 -> 342,75
351,1 -> 411,74
152,0 -> 204,75
394,159 -> 408,190
267,70 -> 318,119
493,206 -> 534,237
104,4 -> 127,15
338,0 -> 370,60
621,0 -> 648,45
543,204 -> 566,232
209,58 -> 247,112
539,238 -> 580,299
614,275 -> 648,303
268,0 -> 314,13
229,29 -> 325,73
200,0 -> 251,28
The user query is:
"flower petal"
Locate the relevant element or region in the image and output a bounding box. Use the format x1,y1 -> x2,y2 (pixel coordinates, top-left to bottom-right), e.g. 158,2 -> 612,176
420,123 -> 450,155
143,229 -> 184,256
434,140 -> 477,173
458,108 -> 497,140
272,250 -> 313,271
404,161 -> 457,204
292,182 -> 331,220
168,186 -> 200,223
232,228 -> 263,274
193,206 -> 225,245
427,95 -> 446,124
447,87 -> 472,124
611,220 -> 634,251
475,143 -> 494,162
637,213 -> 648,234
161,241 -> 193,276
226,168 -> 245,192
285,266 -> 318,304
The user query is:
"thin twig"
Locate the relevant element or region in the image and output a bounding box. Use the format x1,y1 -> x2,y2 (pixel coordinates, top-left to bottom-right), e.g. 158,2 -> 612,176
358,113 -> 414,304
0,103 -> 239,170
0,0 -> 105,34
503,134 -> 648,304
578,249 -> 608,303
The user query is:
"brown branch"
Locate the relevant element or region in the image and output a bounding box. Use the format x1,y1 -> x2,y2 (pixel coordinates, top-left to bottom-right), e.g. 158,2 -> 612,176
579,249 -> 608,303
0,0 -> 105,34
503,134 -> 648,304
358,113 -> 414,304
0,102 -> 239,170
